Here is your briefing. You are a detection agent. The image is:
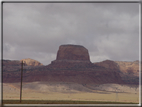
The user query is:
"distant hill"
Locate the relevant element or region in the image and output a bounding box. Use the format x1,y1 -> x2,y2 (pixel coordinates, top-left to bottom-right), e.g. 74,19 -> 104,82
93,60 -> 139,85
3,58 -> 43,72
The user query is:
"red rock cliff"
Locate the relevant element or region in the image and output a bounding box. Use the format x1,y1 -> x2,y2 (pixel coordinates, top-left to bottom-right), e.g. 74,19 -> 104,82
56,44 -> 90,61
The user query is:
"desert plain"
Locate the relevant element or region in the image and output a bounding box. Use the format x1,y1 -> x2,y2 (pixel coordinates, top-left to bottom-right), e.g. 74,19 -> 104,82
3,82 -> 139,103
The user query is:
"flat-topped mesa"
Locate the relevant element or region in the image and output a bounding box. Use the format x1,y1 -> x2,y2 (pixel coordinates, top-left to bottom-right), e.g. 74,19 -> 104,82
56,44 -> 90,62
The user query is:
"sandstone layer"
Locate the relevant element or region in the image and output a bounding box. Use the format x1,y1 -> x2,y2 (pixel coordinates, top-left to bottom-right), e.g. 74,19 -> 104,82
115,60 -> 139,77
20,58 -> 43,66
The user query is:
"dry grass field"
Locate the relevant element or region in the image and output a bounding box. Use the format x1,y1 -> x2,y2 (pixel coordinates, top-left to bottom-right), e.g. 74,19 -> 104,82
3,82 -> 140,104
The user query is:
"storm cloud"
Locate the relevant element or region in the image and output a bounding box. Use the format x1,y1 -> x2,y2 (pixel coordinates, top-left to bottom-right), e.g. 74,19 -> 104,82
3,3 -> 139,65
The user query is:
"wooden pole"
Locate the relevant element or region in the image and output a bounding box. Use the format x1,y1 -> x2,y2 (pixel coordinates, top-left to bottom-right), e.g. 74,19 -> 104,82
20,61 -> 23,103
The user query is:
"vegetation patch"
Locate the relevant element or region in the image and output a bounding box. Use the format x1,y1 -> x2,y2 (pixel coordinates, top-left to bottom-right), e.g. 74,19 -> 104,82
3,100 -> 138,104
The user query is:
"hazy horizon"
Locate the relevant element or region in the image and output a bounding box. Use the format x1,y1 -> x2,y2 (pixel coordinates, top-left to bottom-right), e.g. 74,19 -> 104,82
2,56 -> 140,66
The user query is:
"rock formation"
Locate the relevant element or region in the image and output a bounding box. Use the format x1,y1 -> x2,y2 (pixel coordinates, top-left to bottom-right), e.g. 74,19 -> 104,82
20,58 -> 43,66
115,60 -> 139,77
93,60 -> 139,85
3,44 -> 128,84
94,60 -> 120,71
3,60 -> 21,72
3,58 -> 43,72
50,44 -> 92,69
56,44 -> 90,61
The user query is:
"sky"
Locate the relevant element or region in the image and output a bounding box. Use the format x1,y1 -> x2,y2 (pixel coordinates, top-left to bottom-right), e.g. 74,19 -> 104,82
3,2 -> 140,65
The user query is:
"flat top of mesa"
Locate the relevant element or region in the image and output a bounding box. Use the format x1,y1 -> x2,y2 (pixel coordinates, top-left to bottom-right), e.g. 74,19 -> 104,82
60,44 -> 85,48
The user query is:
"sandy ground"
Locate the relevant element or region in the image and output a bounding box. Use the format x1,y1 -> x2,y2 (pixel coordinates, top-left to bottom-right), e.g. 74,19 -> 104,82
3,82 -> 140,103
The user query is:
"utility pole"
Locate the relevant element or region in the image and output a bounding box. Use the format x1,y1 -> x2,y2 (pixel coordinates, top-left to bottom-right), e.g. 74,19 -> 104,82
20,60 -> 23,103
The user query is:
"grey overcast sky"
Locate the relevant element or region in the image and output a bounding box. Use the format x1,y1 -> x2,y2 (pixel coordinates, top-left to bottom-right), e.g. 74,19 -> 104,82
3,3 -> 140,65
